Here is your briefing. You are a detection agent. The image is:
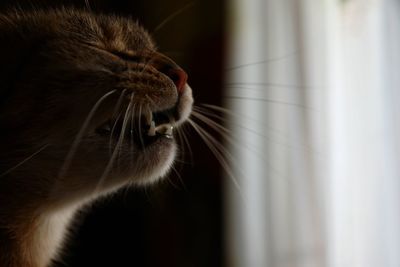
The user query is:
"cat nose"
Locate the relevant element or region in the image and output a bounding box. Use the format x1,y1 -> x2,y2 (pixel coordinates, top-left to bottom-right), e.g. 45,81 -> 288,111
165,67 -> 187,94
149,53 -> 188,94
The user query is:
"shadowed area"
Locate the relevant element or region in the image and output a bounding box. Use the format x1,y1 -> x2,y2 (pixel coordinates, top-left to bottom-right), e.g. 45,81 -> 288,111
0,0 -> 225,266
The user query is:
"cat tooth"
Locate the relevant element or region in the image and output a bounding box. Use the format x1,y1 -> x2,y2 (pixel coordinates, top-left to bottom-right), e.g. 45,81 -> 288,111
154,124 -> 174,136
148,121 -> 156,136
154,124 -> 166,134
165,125 -> 173,136
145,111 -> 153,125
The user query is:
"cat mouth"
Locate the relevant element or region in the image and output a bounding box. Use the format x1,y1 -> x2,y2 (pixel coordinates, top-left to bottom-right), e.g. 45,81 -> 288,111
95,108 -> 177,147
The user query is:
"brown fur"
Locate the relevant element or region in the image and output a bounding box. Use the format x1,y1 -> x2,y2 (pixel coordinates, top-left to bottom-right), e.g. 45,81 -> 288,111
0,9 -> 193,267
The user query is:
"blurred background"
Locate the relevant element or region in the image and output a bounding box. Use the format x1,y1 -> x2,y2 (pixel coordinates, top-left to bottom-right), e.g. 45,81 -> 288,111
2,0 -> 400,267
225,1 -> 400,267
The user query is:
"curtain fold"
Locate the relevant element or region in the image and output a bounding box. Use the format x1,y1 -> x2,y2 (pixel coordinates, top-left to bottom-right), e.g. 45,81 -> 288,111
225,0 -> 400,266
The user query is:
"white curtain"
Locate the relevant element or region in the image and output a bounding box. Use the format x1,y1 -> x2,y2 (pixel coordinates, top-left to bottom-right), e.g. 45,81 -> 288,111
225,0 -> 400,267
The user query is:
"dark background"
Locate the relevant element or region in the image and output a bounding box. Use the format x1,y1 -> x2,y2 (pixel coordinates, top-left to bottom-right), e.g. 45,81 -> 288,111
0,1 -> 226,266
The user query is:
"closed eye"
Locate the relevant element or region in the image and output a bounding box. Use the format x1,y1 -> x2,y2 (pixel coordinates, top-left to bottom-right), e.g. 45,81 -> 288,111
110,50 -> 142,63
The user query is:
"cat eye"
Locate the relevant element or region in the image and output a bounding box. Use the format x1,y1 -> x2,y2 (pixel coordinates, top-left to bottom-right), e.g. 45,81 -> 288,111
110,50 -> 142,63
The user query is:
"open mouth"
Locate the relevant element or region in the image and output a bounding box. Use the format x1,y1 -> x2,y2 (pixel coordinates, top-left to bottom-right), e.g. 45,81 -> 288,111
95,108 -> 176,147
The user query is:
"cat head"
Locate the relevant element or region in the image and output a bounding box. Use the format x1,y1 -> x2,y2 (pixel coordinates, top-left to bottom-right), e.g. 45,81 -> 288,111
0,9 -> 193,208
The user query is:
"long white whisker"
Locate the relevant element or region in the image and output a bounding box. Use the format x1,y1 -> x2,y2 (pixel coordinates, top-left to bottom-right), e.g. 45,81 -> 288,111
145,94 -> 156,106
224,82 -> 314,89
124,93 -> 134,165
108,90 -> 127,154
109,112 -> 122,155
225,50 -> 299,71
199,103 -> 295,137
0,144 -> 50,177
191,111 -> 230,135
194,106 -> 319,179
193,107 -> 287,151
130,103 -> 138,166
95,101 -> 132,193
175,127 -> 186,163
153,1 -> 196,33
193,106 -> 225,121
191,111 -> 268,162
112,89 -> 127,118
190,114 -> 287,190
196,104 -> 322,155
223,95 -> 314,110
169,165 -> 187,190
141,52 -> 156,74
187,119 -> 243,196
138,104 -> 145,148
84,0 -> 92,11
58,90 -> 116,179
179,124 -> 194,164
224,86 -> 318,94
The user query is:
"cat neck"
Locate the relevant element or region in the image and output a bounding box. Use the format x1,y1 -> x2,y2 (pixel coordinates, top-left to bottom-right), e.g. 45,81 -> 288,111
1,202 -> 81,267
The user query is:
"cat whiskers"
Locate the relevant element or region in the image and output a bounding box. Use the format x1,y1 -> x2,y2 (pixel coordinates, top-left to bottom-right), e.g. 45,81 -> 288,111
95,99 -> 133,193
144,94 -> 155,107
117,93 -> 136,169
177,123 -> 193,164
130,101 -> 136,165
84,0 -> 92,11
153,1 -> 196,33
188,103 -> 302,195
191,109 -> 231,139
0,144 -> 50,177
192,107 -> 273,165
112,89 -> 128,118
137,103 -> 145,149
187,109 -> 242,193
224,49 -> 299,71
108,89 -> 128,155
58,89 -> 117,180
174,123 -> 186,164
223,95 -> 314,110
140,51 -> 156,74
107,111 -> 121,156
199,103 -> 320,154
166,113 -> 190,165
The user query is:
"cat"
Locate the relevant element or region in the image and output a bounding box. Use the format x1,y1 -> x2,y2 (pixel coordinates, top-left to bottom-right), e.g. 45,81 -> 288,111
0,8 -> 193,267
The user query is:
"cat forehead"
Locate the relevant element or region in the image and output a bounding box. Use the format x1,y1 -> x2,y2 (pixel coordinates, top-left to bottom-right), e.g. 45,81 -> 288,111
1,9 -> 155,52
59,12 -> 156,51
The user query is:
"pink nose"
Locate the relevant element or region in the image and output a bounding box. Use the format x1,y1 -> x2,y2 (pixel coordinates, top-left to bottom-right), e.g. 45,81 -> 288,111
165,67 -> 187,94
149,53 -> 188,94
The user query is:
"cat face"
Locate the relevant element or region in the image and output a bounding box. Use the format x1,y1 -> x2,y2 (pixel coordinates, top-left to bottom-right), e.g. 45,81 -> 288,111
0,10 -> 193,205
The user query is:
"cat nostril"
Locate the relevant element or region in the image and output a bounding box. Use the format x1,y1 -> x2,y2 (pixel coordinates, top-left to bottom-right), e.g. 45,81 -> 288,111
166,68 -> 187,94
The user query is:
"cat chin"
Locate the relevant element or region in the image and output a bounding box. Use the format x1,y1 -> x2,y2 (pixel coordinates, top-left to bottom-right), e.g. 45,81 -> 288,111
99,137 -> 177,189
133,141 -> 177,185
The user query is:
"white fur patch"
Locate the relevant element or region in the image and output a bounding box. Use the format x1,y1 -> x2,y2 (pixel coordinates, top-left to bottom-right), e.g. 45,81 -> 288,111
31,204 -> 80,266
